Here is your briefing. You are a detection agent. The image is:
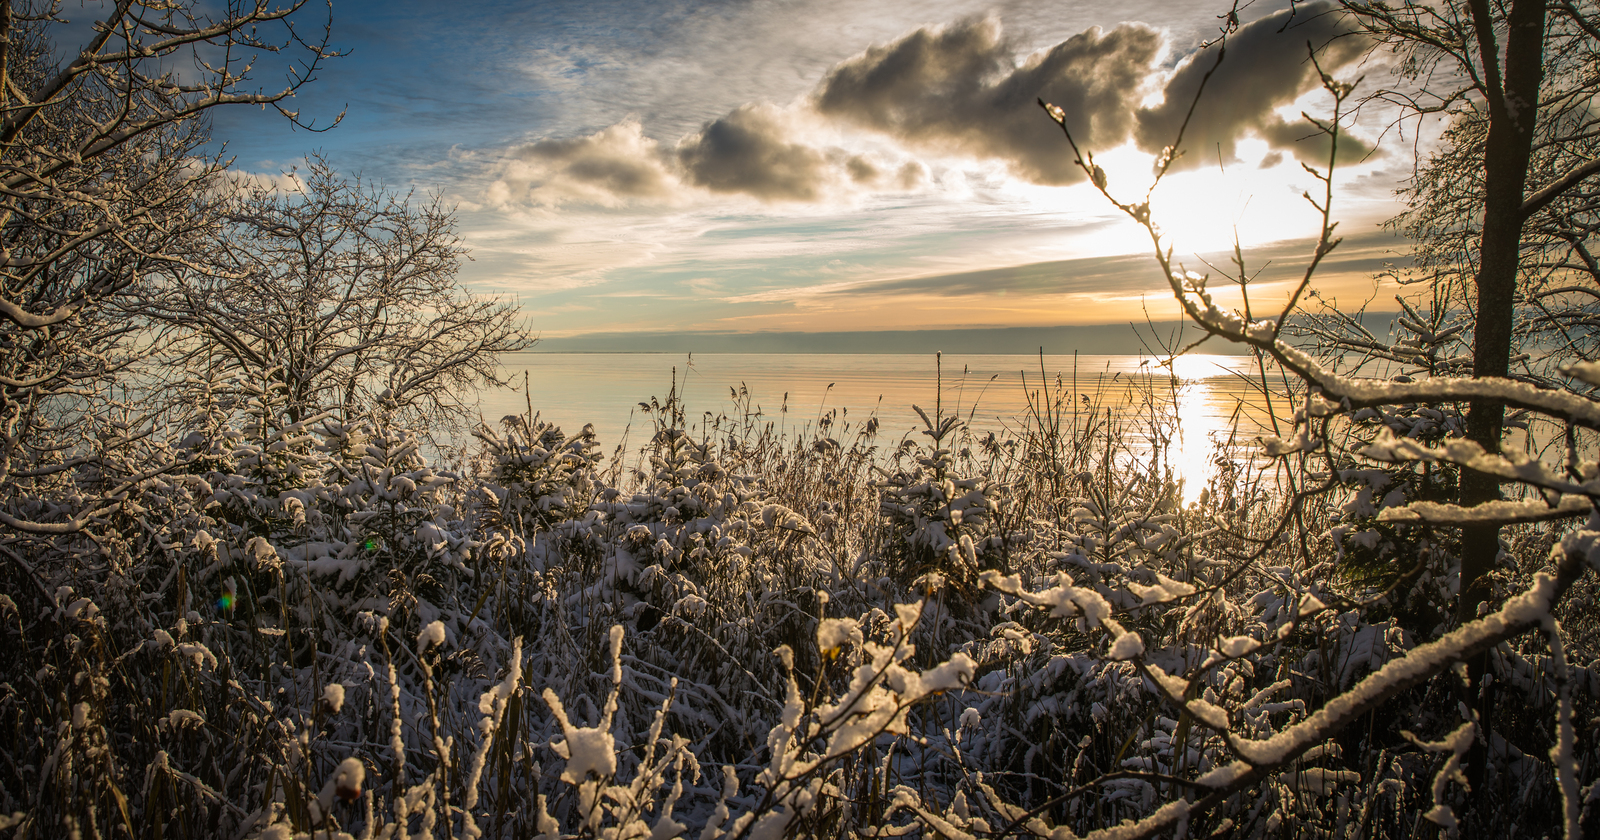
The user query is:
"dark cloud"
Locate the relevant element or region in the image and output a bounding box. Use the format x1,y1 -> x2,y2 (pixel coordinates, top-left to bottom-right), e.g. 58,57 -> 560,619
1136,2 -> 1370,167
895,161 -> 927,190
676,105 -> 836,201
519,140 -> 670,199
814,17 -> 1163,185
844,155 -> 880,184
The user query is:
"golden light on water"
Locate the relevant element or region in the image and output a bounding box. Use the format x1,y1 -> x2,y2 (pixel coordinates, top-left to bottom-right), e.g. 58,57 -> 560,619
1165,354 -> 1238,506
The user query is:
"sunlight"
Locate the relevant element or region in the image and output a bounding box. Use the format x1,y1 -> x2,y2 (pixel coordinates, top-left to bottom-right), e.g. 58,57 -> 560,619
1165,354 -> 1236,506
1089,142 -> 1326,259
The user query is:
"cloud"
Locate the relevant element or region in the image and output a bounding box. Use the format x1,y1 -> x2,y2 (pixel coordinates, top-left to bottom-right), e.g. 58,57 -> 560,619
817,253 -> 1170,299
482,4 -> 1376,209
487,120 -> 681,208
814,16 -> 1163,185
490,106 -> 903,207
1136,2 -> 1370,167
675,104 -> 840,202
815,227 -> 1406,300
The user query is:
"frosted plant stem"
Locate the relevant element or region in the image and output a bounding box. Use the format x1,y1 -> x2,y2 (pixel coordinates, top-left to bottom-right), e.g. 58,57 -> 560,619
385,657 -> 406,802
1547,622 -> 1582,839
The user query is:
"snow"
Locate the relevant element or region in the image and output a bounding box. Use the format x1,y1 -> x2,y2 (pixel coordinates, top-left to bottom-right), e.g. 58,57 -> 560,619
1180,293 -> 1600,430
1362,428 -> 1599,497
760,503 -> 814,534
672,594 -> 708,616
477,637 -> 523,716
1228,571 -> 1566,768
1219,635 -> 1258,658
175,642 -> 217,670
1276,767 -> 1359,796
1186,698 -> 1230,730
1378,495 -> 1592,525
1404,721 -> 1476,830
1547,624 -> 1583,836
246,535 -> 280,571
417,620 -> 447,655
816,617 -> 863,655
547,693 -> 618,776
1562,359 -> 1600,386
1197,761 -> 1252,789
63,597 -> 97,621
312,757 -> 367,824
12,274 -> 1599,840
1109,631 -> 1145,661
332,757 -> 364,801
165,709 -> 204,729
1127,573 -> 1195,606
1146,664 -> 1189,702
981,571 -> 1115,634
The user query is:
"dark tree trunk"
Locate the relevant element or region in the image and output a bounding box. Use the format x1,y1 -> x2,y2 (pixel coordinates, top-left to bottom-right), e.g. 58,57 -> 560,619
1459,0 -> 1548,621
1458,0 -> 1548,793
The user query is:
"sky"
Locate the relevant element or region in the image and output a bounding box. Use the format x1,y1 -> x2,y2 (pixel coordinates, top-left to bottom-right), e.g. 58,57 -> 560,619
199,0 -> 1423,344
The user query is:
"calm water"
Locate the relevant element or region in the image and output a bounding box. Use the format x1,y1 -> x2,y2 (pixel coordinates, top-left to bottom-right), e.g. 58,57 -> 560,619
474,353 -> 1286,503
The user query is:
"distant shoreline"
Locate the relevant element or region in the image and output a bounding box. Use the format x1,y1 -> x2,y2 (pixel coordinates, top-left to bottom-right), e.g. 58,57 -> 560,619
523,314 -> 1399,356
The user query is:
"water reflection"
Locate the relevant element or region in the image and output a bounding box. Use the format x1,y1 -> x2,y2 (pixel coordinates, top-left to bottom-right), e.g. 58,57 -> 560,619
1167,355 -> 1243,506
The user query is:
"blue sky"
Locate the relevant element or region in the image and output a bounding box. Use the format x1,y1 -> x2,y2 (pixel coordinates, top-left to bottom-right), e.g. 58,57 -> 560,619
203,0 -> 1418,340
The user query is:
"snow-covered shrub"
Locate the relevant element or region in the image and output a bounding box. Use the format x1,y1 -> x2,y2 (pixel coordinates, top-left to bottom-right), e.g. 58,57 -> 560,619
876,412 -> 1019,601
1,348 -> 1594,839
474,412 -> 602,537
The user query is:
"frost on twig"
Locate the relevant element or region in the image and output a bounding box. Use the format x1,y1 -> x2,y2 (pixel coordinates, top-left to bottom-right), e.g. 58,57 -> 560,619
1402,721 -> 1476,830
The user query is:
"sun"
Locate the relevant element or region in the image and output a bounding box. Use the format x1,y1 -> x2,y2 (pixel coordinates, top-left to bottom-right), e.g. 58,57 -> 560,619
1087,139 -> 1328,260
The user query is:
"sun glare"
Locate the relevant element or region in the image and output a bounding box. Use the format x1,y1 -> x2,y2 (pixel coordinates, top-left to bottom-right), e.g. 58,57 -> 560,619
1164,354 -> 1239,506
1089,142 -> 1325,258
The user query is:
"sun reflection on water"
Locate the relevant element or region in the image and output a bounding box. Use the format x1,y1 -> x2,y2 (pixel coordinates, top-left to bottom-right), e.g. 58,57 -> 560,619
1166,355 -> 1239,507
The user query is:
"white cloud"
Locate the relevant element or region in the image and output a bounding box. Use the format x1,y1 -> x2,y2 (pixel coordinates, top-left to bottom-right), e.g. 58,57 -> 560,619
487,120 -> 682,208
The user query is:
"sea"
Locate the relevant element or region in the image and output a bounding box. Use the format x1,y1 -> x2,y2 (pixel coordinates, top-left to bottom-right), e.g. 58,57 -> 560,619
472,353 -> 1287,502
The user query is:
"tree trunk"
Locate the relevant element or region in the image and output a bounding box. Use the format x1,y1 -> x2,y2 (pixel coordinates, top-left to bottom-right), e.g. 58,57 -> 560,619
1459,0 -> 1547,619
1459,0 -> 1548,792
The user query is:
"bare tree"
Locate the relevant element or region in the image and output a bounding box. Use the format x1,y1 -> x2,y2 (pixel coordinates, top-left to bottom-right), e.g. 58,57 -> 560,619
144,155 -> 533,434
0,1 -> 338,533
